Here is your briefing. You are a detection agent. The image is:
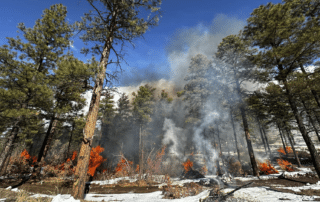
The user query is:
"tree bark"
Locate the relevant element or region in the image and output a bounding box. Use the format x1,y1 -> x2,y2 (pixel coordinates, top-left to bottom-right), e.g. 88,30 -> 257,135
66,120 -> 76,159
257,118 -> 271,155
0,148 -> 12,176
0,122 -> 19,173
230,107 -> 241,163
216,124 -> 225,168
257,119 -> 267,153
283,122 -> 302,167
139,124 -> 144,177
300,63 -> 320,109
37,114 -> 60,163
261,126 -> 271,155
282,78 -> 320,178
72,22 -> 114,199
277,122 -> 288,155
300,95 -> 320,142
234,73 -> 259,176
212,130 -> 222,176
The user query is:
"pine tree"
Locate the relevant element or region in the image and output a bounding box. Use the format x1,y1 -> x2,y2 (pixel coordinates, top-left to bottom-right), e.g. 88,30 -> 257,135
183,54 -> 213,125
71,1 -> 162,198
0,4 -> 74,173
215,33 -> 260,176
243,1 -> 320,177
132,84 -> 156,175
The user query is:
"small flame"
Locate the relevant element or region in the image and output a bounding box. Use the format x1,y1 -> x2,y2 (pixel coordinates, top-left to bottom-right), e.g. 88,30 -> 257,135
182,159 -> 193,172
277,146 -> 292,155
115,157 -> 133,176
277,159 -> 294,171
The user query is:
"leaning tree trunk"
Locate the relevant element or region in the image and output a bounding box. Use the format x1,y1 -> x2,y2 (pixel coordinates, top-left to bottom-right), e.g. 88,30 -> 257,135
0,121 -> 20,173
72,28 -> 114,199
66,120 -> 76,159
0,151 -> 11,176
282,122 -> 302,167
234,74 -> 259,177
300,95 -> 320,142
216,124 -> 225,168
260,126 -> 271,155
300,63 -> 320,109
277,122 -> 288,155
230,107 -> 241,163
282,78 -> 320,178
212,131 -> 222,176
257,118 -> 271,155
32,114 -> 60,178
257,118 -> 267,153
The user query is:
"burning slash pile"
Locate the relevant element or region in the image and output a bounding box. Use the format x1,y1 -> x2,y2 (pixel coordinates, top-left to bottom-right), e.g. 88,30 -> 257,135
277,146 -> 295,172
181,159 -> 205,179
277,159 -> 294,171
6,149 -> 37,175
258,160 -> 279,175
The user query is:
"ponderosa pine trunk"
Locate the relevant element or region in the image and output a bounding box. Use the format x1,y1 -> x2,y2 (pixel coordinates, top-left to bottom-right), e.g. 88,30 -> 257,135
257,118 -> 271,155
216,125 -> 225,168
230,107 -> 241,163
139,124 -> 144,177
72,24 -> 114,200
66,120 -> 76,159
212,130 -> 222,176
31,114 -> 60,179
282,77 -> 320,178
277,122 -> 288,155
0,122 -> 20,173
0,152 -> 11,176
299,63 -> 320,109
283,122 -> 302,167
300,95 -> 320,142
234,73 -> 259,176
257,119 -> 267,153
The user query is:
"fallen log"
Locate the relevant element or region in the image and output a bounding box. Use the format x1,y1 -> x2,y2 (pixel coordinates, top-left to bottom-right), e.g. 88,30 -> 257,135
201,182 -> 253,202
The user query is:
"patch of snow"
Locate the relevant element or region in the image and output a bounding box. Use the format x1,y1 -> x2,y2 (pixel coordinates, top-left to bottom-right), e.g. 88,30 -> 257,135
278,180 -> 320,192
89,176 -> 139,185
11,188 -> 19,192
30,194 -> 55,198
84,190 -> 210,202
51,194 -> 80,202
222,186 -> 320,202
5,186 -> 12,190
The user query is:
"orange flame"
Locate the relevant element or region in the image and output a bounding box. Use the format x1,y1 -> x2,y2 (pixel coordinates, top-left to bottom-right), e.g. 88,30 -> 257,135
182,159 -> 193,172
277,159 -> 294,171
115,157 -> 133,176
88,146 -> 107,177
20,149 -> 37,166
277,146 -> 292,155
258,161 -> 279,175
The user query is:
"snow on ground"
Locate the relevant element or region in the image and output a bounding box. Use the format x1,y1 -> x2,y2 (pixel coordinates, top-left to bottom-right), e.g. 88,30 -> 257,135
221,186 -> 320,202
11,167 -> 316,202
279,181 -> 320,192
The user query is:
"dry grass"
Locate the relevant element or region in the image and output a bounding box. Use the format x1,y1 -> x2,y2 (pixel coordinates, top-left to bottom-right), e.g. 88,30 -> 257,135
0,188 -> 52,202
226,157 -> 243,176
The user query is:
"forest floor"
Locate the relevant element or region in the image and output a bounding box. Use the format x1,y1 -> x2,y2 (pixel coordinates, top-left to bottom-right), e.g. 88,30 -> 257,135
1,153 -> 320,202
1,141 -> 320,202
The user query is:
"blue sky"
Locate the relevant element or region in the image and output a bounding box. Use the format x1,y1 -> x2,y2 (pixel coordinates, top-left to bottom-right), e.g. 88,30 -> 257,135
0,0 -> 285,88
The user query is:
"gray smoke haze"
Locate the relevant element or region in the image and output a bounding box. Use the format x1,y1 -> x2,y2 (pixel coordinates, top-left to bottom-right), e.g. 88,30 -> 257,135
166,14 -> 246,89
